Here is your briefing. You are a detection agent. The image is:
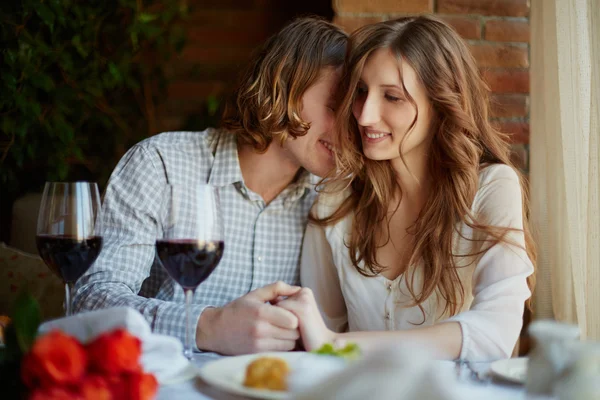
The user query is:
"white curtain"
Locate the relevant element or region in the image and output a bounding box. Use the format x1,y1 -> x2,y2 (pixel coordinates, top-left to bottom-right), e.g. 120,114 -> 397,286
530,0 -> 600,339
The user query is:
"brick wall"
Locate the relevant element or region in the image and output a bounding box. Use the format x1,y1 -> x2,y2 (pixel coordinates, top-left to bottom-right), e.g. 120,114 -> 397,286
333,0 -> 530,171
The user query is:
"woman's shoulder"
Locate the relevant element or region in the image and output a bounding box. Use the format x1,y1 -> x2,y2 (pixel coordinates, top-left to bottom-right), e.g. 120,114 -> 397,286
478,163 -> 520,185
474,163 -> 524,216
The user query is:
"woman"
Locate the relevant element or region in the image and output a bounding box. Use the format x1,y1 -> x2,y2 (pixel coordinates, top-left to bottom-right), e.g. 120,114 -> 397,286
277,16 -> 536,361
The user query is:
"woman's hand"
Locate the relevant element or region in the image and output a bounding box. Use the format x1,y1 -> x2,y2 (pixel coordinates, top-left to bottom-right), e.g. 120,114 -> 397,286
275,288 -> 336,351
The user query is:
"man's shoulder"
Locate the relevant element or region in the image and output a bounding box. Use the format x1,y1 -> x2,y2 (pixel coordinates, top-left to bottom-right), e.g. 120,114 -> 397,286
135,128 -> 220,151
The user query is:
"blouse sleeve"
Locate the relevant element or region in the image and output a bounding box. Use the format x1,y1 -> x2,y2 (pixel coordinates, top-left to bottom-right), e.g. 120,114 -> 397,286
446,165 -> 534,361
300,201 -> 348,333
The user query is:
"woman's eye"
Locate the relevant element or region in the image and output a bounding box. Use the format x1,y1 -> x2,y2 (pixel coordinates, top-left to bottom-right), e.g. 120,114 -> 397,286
385,94 -> 402,103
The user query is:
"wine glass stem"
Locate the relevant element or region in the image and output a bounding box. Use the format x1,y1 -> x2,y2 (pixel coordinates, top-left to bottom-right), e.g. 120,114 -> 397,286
184,289 -> 195,360
64,282 -> 72,316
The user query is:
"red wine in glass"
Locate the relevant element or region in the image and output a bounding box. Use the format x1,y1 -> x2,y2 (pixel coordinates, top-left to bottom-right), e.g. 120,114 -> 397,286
36,182 -> 102,316
36,235 -> 103,283
156,184 -> 224,360
155,239 -> 224,290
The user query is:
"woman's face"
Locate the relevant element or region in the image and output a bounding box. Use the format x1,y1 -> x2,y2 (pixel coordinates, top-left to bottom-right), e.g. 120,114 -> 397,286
352,48 -> 435,164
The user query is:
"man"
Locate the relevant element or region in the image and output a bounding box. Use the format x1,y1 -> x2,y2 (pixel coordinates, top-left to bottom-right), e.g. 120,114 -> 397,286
73,17 -> 347,355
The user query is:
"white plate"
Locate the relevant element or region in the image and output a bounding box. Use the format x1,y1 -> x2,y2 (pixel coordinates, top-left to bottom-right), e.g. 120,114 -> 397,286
198,352 -> 346,399
489,357 -> 528,384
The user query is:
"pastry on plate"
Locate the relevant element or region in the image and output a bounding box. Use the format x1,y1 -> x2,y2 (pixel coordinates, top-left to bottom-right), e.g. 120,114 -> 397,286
243,356 -> 290,391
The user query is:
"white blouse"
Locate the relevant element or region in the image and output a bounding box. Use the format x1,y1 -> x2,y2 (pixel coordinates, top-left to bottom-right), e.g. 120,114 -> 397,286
300,164 -> 534,361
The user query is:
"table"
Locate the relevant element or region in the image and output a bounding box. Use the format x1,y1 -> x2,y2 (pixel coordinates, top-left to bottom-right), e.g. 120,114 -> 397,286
157,353 -> 554,400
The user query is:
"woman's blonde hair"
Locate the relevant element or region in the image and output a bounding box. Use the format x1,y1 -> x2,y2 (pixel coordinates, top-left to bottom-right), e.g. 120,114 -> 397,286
222,17 -> 347,151
319,15 -> 536,317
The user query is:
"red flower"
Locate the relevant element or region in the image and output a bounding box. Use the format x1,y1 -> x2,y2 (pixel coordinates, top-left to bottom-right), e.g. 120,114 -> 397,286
87,329 -> 142,375
21,330 -> 87,389
79,375 -> 112,400
110,371 -> 158,400
29,386 -> 81,400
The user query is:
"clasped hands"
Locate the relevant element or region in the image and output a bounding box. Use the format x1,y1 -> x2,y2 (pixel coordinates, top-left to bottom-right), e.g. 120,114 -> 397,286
196,281 -> 335,355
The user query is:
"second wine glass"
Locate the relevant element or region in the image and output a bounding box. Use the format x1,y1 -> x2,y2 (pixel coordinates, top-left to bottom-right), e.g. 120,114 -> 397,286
36,182 -> 103,316
155,184 -> 225,360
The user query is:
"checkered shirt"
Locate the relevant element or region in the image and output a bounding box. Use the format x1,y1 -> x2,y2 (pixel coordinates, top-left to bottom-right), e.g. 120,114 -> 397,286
73,128 -> 316,348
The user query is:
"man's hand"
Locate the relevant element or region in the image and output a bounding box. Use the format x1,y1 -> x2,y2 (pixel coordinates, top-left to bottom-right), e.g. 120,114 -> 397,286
196,281 -> 302,355
276,288 -> 336,351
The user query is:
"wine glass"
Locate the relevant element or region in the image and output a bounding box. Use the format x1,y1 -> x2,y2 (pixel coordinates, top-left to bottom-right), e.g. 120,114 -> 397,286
155,184 -> 225,360
36,182 -> 103,316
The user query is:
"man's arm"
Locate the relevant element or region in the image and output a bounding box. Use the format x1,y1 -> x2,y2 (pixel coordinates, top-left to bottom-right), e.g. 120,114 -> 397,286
73,140 -> 303,354
72,143 -> 208,344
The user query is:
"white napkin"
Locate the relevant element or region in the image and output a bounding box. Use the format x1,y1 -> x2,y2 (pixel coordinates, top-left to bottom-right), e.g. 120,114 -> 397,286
293,345 -> 461,400
287,353 -> 347,393
38,307 -> 194,385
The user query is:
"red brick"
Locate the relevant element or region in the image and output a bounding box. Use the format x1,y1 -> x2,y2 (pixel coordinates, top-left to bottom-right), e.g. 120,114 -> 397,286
438,16 -> 481,40
167,81 -> 226,100
493,121 -> 529,144
481,68 -> 529,93
157,116 -> 186,133
334,0 -> 432,13
165,62 -> 241,82
469,43 -> 528,68
186,9 -> 289,29
333,16 -> 384,33
438,0 -> 529,17
490,94 -> 528,118
186,0 -> 285,10
485,19 -> 530,42
179,46 -> 255,64
186,27 -> 272,46
162,98 -> 222,115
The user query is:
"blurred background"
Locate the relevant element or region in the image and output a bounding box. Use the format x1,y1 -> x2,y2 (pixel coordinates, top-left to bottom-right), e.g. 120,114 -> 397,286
0,0 -> 530,250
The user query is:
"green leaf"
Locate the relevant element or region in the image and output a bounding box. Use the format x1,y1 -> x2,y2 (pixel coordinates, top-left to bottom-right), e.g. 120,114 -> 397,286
71,35 -> 88,58
35,4 -> 56,32
31,73 -> 55,92
108,62 -> 122,83
29,102 -> 42,118
130,31 -> 139,50
1,73 -> 17,91
311,342 -> 361,360
207,96 -> 219,116
138,13 -> 158,23
12,291 -> 41,354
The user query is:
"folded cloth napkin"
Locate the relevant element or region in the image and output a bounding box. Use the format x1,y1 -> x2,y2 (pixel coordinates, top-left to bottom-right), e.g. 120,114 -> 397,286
38,307 -> 194,385
293,344 -> 462,400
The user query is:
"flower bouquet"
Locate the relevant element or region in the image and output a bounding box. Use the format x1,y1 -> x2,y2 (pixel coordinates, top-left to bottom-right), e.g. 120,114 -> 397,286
0,292 -> 158,399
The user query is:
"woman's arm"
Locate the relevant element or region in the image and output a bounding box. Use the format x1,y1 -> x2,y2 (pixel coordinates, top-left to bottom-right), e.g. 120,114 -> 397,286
281,165 -> 533,361
300,212 -> 348,332
278,286 -> 462,359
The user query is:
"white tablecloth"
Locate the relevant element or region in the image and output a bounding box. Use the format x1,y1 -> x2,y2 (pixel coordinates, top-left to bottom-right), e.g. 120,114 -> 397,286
157,353 -> 554,400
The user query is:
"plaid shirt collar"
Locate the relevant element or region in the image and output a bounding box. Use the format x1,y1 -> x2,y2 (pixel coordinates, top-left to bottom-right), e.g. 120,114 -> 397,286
208,130 -> 313,193
207,130 -> 244,187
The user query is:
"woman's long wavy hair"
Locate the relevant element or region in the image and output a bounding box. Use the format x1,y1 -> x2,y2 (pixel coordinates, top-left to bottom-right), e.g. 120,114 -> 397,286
319,16 -> 536,317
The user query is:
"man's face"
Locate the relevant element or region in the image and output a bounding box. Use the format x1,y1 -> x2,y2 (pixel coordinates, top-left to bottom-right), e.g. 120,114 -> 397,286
282,67 -> 341,178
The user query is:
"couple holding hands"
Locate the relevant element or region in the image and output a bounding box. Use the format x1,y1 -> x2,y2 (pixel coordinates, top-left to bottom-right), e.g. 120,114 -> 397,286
73,15 -> 535,362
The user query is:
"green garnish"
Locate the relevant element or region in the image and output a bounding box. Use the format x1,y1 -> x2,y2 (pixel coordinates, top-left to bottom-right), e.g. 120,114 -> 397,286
311,342 -> 361,360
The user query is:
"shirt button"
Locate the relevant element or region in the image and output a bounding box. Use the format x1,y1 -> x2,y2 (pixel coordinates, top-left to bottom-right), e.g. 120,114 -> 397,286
385,312 -> 391,320
387,283 -> 392,291
257,256 -> 263,262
